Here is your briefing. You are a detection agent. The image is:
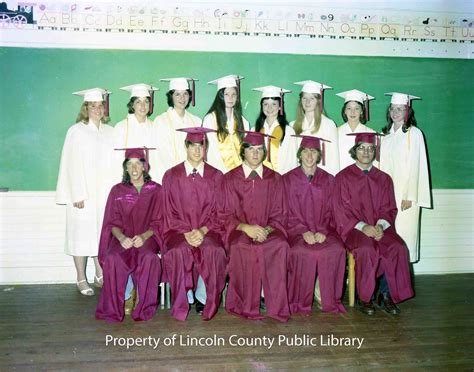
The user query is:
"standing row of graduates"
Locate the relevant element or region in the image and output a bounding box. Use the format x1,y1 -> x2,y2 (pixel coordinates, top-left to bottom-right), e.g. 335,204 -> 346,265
55,75 -> 430,322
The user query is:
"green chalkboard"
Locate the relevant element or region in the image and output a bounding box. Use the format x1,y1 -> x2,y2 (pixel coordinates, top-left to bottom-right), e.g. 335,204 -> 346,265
0,47 -> 473,190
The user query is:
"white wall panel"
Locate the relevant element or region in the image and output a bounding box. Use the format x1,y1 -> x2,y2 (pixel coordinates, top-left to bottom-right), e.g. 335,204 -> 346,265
0,189 -> 472,284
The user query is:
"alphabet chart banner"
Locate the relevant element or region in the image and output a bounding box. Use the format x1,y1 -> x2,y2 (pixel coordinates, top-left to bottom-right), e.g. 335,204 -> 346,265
1,1 -> 472,58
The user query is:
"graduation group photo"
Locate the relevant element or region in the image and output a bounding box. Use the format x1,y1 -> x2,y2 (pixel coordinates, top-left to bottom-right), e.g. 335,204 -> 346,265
1,0 -> 473,370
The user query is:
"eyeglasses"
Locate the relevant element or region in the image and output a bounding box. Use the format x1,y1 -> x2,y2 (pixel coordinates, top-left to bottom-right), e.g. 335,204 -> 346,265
356,146 -> 375,153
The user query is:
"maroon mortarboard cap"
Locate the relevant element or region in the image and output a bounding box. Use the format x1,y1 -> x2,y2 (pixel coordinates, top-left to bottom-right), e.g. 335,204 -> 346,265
176,127 -> 216,142
292,134 -> 331,149
347,132 -> 383,145
115,147 -> 156,172
292,135 -> 331,165
240,130 -> 275,146
347,132 -> 384,161
176,127 -> 216,161
239,130 -> 276,162
125,148 -> 146,159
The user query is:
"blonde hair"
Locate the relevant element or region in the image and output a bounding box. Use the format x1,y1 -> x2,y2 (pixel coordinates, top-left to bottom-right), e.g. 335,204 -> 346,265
76,101 -> 110,124
293,92 -> 322,135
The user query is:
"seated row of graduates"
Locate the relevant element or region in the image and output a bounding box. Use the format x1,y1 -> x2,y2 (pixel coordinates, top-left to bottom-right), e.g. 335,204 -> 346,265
95,127 -> 415,323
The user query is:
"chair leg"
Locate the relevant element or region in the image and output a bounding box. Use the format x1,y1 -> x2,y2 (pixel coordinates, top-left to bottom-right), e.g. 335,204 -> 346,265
160,282 -> 165,309
165,282 -> 171,309
222,282 -> 227,307
348,252 -> 356,307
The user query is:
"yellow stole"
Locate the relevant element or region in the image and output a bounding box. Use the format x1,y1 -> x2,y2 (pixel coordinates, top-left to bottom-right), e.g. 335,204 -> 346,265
260,125 -> 283,171
218,117 -> 242,170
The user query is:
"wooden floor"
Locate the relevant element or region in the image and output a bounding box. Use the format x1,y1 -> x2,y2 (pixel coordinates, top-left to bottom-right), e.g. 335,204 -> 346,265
1,274 -> 473,370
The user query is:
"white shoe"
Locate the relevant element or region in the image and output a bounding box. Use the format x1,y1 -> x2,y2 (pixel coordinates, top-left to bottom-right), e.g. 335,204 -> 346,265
77,279 -> 95,296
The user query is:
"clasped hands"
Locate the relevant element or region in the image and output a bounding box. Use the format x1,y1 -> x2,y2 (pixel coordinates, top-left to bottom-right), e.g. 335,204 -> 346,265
241,224 -> 273,243
119,234 -> 146,249
303,231 -> 326,245
362,224 -> 384,241
184,227 -> 208,248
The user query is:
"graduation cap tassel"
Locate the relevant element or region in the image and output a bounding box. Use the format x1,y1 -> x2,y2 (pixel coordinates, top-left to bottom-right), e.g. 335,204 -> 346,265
236,78 -> 241,101
322,141 -> 326,166
105,93 -> 110,117
320,87 -> 324,113
404,101 -> 409,123
365,94 -> 370,122
192,79 -> 196,107
203,134 -> 207,162
279,91 -> 283,116
149,89 -> 154,115
144,146 -> 150,173
375,136 -> 381,163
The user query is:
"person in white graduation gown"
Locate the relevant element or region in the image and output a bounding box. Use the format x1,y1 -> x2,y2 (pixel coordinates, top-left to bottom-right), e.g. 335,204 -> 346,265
113,83 -> 163,182
290,80 -> 339,176
56,88 -> 115,296
153,78 -> 201,172
202,75 -> 250,173
252,85 -> 298,174
336,89 -> 376,170
380,92 -> 431,262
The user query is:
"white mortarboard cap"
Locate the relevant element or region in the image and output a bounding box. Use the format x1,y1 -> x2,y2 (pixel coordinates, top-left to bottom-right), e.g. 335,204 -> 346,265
208,75 -> 244,91
336,89 -> 375,104
73,87 -> 110,102
120,83 -> 159,98
252,85 -> 291,99
294,80 -> 332,94
160,77 -> 197,91
385,92 -> 421,105
253,85 -> 291,115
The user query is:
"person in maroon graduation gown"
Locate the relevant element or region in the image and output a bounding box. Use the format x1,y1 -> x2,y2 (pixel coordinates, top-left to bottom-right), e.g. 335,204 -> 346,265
162,127 -> 227,321
283,135 -> 346,314
221,131 -> 290,322
96,147 -> 162,322
333,133 -> 414,316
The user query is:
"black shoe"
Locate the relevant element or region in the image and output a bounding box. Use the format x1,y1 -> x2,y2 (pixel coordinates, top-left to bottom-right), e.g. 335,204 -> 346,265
377,293 -> 401,315
260,297 -> 266,311
358,300 -> 375,316
195,300 -> 205,314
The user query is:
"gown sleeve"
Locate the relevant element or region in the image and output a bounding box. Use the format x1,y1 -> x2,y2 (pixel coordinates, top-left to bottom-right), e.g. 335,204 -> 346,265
98,185 -> 123,266
55,125 -> 89,204
405,127 -> 431,208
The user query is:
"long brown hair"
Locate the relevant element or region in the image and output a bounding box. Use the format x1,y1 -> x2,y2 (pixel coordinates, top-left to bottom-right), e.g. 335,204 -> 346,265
206,87 -> 244,142
382,104 -> 417,134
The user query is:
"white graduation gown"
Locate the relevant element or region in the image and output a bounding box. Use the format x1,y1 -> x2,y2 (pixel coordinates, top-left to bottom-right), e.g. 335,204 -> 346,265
153,108 -> 201,172
290,114 -> 340,176
55,121 -> 115,256
380,125 -> 431,262
202,112 -> 250,173
260,119 -> 299,175
337,122 -> 376,170
113,114 -> 163,183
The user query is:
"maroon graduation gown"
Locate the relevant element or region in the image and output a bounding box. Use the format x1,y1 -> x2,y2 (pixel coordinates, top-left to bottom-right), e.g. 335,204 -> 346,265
162,162 -> 227,321
283,167 -> 346,314
96,181 -> 163,323
333,164 -> 414,303
220,165 -> 290,322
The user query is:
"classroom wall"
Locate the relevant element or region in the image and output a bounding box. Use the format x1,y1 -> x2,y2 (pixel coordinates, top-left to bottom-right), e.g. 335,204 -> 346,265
1,47 -> 473,191
1,189 -> 472,284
